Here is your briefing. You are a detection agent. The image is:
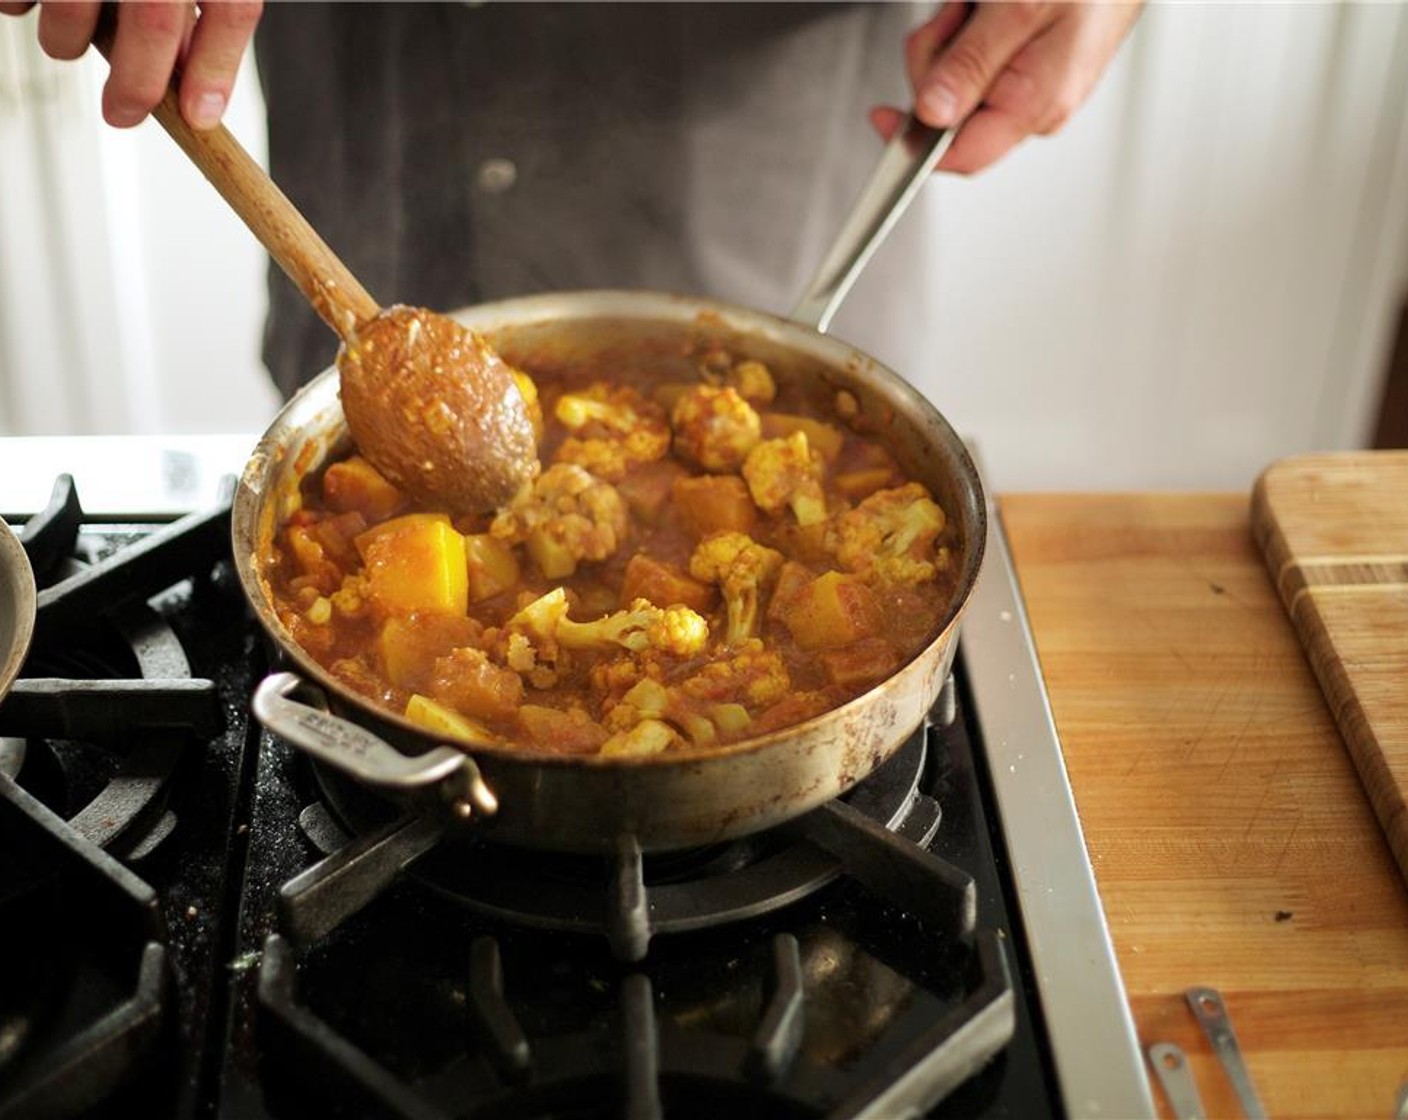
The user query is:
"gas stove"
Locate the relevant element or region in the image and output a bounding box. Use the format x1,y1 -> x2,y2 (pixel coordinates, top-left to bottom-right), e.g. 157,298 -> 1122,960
0,437 -> 1152,1119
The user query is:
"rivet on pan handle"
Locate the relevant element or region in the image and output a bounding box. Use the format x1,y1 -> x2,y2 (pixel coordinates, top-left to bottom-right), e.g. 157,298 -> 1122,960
252,671 -> 498,820
1146,1042 -> 1206,1120
1185,986 -> 1266,1119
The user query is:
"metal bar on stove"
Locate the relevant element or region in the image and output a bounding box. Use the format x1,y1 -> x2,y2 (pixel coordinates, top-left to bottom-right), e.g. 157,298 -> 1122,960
256,934 -> 448,1120
609,834 -> 651,962
790,798 -> 976,938
960,498 -> 1156,1117
68,734 -> 183,851
620,973 -> 661,1120
277,813 -> 446,946
467,936 -> 531,1084
0,678 -> 219,738
743,933 -> 805,1085
0,774 -> 163,935
829,931 -> 1016,1120
34,500 -> 231,632
0,942 -> 167,1120
17,474 -> 83,581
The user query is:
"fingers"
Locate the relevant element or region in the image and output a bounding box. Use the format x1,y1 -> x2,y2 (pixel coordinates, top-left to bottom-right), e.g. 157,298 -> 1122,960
881,2 -> 1143,175
101,1 -> 188,127
903,2 -> 970,92
870,101 -> 1026,177
868,106 -> 907,144
911,2 -> 1059,129
935,106 -> 1030,175
36,1 -> 102,61
0,2 -> 37,15
179,0 -> 262,129
987,5 -> 1140,137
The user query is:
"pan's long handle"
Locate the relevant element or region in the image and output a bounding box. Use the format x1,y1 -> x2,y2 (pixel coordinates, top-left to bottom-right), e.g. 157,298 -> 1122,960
790,115 -> 956,335
251,672 -> 498,820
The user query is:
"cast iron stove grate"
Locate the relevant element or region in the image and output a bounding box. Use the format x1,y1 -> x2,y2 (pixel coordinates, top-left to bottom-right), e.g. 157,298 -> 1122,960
236,682 -> 1035,1120
0,476 -> 249,1120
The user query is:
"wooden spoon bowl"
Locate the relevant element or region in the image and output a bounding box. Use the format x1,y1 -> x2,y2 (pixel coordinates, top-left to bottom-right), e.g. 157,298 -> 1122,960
338,306 -> 537,512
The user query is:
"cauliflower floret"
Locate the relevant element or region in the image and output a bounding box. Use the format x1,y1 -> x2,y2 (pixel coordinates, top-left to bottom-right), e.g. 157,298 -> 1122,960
600,718 -> 683,757
742,431 -> 827,526
558,598 -> 710,657
490,588 -> 574,687
670,385 -> 761,473
552,383 -> 670,481
489,463 -> 627,578
603,677 -> 753,751
725,360 -> 776,405
505,588 -> 708,663
678,639 -> 791,708
688,531 -> 784,647
833,482 -> 948,584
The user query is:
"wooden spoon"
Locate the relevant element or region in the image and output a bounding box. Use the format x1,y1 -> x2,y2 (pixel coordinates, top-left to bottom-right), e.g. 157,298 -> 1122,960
142,89 -> 538,513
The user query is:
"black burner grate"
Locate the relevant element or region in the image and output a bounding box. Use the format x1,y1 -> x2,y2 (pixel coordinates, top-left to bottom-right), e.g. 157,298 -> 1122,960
248,700 -> 1018,1120
0,477 -> 252,1120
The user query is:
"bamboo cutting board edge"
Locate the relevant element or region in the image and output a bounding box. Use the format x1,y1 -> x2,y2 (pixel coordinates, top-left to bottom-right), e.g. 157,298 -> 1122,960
1251,451 -> 1408,885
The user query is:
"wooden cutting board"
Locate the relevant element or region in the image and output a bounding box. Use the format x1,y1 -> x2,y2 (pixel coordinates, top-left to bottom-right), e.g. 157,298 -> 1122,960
1252,451 -> 1408,883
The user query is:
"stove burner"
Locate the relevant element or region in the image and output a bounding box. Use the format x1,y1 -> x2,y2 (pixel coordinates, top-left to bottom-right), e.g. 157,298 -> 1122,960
0,476 -> 225,854
255,695 -> 1013,1119
0,477 -> 238,1119
256,764 -> 1011,1120
284,727 -> 948,961
0,780 -> 167,1119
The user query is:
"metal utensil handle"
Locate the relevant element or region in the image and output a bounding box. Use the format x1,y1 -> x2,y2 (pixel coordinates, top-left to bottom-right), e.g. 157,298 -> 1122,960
1147,1043 -> 1207,1120
251,672 -> 498,819
790,114 -> 955,334
1185,987 -> 1267,1119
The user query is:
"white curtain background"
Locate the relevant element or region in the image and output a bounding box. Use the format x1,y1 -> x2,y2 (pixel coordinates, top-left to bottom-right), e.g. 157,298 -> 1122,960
2,3 -> 1407,492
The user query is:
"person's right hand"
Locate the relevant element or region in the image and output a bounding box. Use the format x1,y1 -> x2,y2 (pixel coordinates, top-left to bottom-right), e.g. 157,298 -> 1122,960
0,0 -> 263,131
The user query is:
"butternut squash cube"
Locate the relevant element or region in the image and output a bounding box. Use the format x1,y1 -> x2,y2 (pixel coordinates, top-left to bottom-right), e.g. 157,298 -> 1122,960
621,553 -> 716,613
673,475 -> 758,538
833,467 -> 900,502
405,694 -> 496,743
616,460 -> 689,525
464,534 -> 520,603
428,648 -> 524,722
766,560 -> 814,622
779,570 -> 882,651
322,456 -> 407,522
759,412 -> 845,462
357,513 -> 468,617
820,638 -> 901,689
518,705 -> 610,754
378,614 -> 482,691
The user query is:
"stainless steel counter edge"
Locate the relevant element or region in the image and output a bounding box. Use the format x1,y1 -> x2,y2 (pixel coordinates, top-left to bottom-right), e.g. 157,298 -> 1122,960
961,501 -> 1155,1118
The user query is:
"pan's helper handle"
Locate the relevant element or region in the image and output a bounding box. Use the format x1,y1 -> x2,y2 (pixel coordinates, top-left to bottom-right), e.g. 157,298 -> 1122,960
252,672 -> 498,820
790,115 -> 956,335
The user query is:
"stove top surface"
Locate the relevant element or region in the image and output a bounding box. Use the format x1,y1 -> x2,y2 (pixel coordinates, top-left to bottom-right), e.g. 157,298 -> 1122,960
0,453 -> 1151,1119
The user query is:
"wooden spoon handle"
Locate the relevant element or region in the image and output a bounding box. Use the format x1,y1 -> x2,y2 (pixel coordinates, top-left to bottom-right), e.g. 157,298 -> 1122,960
148,88 -> 380,340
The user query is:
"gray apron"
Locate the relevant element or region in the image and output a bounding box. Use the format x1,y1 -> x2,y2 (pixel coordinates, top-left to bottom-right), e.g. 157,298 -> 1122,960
255,1 -> 921,397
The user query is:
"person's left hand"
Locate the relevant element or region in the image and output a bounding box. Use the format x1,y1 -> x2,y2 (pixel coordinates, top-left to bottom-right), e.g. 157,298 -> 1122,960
872,1 -> 1142,175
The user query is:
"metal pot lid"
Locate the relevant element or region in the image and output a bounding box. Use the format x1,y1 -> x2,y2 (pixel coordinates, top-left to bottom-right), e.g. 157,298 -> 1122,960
0,515 -> 36,701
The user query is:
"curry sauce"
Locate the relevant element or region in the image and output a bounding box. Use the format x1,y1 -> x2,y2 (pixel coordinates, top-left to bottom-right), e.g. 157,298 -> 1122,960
266,347 -> 958,756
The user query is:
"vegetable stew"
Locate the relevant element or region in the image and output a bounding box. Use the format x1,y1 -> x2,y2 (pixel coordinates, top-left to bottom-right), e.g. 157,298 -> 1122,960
266,340 -> 959,757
